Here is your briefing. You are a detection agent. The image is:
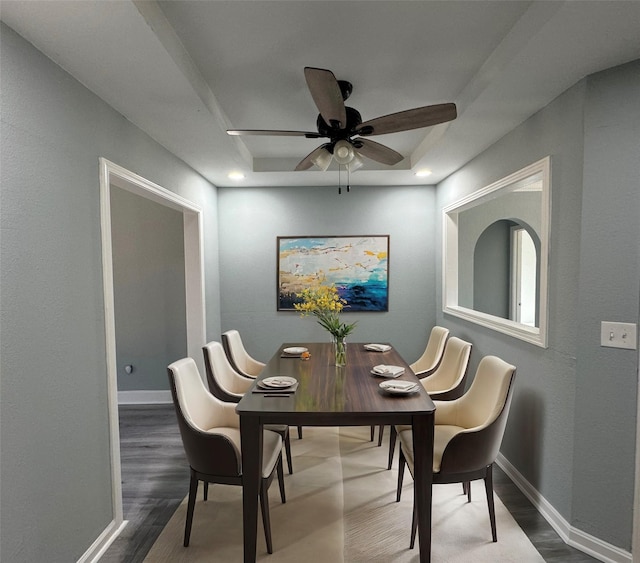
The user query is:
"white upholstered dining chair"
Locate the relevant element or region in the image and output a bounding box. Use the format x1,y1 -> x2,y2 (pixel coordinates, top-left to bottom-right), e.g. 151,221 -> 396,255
396,355 -> 516,547
374,326 -> 451,446
221,329 -> 266,378
386,336 -> 472,469
203,340 -> 294,474
167,357 -> 286,553
223,329 -> 304,440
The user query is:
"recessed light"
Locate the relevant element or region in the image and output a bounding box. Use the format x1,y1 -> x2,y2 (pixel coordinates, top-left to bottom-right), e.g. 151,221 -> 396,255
228,171 -> 245,180
415,168 -> 432,178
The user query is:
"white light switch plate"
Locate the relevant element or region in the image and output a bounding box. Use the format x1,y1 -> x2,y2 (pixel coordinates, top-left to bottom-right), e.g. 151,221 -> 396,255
600,321 -> 637,350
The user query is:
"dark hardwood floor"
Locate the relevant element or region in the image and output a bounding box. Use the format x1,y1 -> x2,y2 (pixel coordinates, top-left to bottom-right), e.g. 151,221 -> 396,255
101,405 -> 598,562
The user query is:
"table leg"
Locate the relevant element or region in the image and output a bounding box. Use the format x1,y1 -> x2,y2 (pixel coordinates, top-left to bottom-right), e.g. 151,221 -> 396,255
240,415 -> 262,563
412,413 -> 434,563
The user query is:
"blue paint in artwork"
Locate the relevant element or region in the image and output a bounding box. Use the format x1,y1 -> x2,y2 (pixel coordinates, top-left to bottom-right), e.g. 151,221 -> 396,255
337,282 -> 388,312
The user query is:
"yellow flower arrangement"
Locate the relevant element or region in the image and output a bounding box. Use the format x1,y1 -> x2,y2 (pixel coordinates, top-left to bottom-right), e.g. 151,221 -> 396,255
294,283 -> 357,339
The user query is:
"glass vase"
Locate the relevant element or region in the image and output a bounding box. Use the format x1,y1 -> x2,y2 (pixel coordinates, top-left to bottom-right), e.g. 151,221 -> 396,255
333,336 -> 347,367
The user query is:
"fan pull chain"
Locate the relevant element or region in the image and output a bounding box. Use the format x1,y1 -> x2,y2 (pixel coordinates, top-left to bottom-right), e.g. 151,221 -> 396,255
337,165 -> 351,195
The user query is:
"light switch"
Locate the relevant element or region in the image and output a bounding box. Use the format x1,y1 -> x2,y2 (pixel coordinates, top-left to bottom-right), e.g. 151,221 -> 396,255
600,322 -> 637,350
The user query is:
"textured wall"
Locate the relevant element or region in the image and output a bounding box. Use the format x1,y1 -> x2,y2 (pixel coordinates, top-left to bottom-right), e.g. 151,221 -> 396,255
571,60 -> 640,548
111,187 -> 187,391
436,61 -> 639,551
216,185 -> 438,363
0,24 -> 219,562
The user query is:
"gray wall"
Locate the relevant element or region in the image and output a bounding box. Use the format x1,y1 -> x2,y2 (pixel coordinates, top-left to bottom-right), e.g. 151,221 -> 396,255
0,23 -> 220,563
571,61 -> 640,546
217,185 -> 438,363
436,60 -> 639,550
472,219 -> 512,318
111,187 -> 187,391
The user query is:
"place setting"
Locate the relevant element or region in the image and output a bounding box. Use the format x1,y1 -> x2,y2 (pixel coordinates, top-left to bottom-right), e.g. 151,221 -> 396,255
370,364 -> 405,378
378,379 -> 421,395
252,375 -> 298,396
281,346 -> 308,358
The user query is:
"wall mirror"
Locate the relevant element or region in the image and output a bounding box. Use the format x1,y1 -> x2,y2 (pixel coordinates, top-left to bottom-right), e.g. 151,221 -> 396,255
443,156 -> 550,347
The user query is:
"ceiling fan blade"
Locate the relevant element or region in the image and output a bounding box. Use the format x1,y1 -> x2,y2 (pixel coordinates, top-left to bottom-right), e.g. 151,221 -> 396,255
304,67 -> 347,129
227,129 -> 323,138
358,103 -> 457,136
295,145 -> 328,171
353,138 -> 404,165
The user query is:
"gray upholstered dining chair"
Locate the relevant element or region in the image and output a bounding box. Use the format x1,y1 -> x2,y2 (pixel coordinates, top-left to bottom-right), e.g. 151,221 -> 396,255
395,355 -> 516,547
167,357 -> 286,553
385,336 -> 472,469
203,340 -> 294,474
373,326 -> 451,446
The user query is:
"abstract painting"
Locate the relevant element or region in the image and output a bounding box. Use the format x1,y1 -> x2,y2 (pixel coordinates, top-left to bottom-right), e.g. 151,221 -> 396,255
277,235 -> 389,311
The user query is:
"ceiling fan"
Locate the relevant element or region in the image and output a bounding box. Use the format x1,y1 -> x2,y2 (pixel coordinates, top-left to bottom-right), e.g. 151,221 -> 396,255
227,67 -> 457,172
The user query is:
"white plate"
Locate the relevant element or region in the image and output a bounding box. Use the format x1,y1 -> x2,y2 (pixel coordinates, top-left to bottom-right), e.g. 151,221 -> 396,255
379,380 -> 419,395
283,346 -> 308,355
258,376 -> 297,389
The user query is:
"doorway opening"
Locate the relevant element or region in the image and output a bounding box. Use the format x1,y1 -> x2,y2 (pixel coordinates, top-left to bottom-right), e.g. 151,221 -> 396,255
510,227 -> 537,326
99,158 -> 205,535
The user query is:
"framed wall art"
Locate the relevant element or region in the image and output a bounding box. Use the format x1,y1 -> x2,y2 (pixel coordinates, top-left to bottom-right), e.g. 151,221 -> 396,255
277,235 -> 389,312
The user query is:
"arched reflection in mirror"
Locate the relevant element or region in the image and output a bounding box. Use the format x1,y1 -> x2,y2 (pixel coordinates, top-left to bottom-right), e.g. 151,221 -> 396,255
471,220 -> 540,326
443,157 -> 550,347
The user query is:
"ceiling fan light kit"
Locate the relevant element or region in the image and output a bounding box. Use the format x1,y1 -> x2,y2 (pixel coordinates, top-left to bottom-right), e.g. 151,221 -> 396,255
227,67 -> 457,177
311,147 -> 332,171
333,140 -> 355,165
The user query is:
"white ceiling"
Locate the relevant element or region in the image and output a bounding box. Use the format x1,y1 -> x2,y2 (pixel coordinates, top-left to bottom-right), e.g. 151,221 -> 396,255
2,1 -> 639,188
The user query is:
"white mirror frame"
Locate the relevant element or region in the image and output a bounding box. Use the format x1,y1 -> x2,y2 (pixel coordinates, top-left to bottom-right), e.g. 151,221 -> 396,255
443,156 -> 551,348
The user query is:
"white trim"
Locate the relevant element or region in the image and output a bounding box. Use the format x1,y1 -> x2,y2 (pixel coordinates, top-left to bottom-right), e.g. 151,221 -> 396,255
98,159 -> 124,539
76,519 -> 128,563
497,453 -> 632,563
442,156 -> 550,348
118,390 -> 172,404
98,158 -> 207,557
633,349 -> 640,560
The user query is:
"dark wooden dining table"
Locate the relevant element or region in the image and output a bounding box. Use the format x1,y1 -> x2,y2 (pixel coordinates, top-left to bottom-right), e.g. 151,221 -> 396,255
236,342 -> 436,562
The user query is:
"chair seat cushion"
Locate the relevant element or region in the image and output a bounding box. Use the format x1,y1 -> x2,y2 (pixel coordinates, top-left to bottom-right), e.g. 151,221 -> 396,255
206,427 -> 283,478
398,424 -> 465,473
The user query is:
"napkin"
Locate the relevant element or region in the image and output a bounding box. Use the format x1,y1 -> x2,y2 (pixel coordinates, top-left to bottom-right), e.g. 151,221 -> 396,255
364,343 -> 392,352
372,364 -> 405,377
382,381 -> 418,391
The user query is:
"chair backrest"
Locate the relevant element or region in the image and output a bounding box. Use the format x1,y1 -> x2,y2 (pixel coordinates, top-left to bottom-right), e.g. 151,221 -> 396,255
222,329 -> 266,377
203,341 -> 253,402
438,355 -> 516,474
167,357 -> 241,476
420,336 -> 471,397
410,326 -> 450,375
452,355 -> 515,430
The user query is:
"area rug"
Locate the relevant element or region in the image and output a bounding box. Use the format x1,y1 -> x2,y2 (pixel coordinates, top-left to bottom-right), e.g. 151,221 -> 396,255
143,427 -> 544,562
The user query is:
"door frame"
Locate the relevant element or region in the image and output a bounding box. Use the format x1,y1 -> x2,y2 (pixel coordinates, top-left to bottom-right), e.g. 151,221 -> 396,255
98,158 -> 206,533
634,344 -> 640,560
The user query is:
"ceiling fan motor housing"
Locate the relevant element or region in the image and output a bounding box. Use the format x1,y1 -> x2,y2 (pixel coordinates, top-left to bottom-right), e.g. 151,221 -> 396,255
316,106 -> 363,149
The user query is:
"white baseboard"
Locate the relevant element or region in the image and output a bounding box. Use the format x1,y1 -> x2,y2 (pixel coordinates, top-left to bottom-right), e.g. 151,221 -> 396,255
497,454 -> 632,563
117,390 -> 172,404
77,519 -> 127,563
